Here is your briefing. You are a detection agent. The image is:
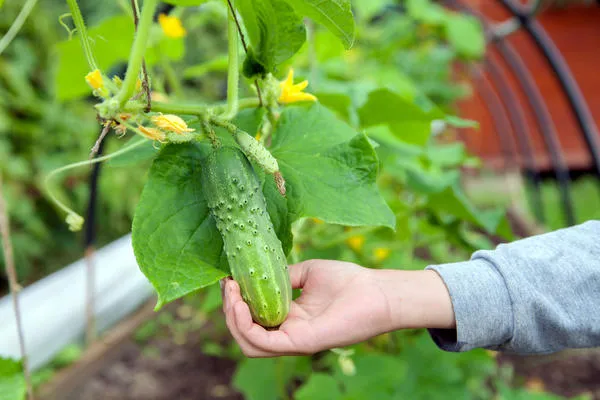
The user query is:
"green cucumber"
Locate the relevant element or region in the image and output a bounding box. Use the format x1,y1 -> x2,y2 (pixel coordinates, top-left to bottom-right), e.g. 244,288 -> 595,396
201,146 -> 291,327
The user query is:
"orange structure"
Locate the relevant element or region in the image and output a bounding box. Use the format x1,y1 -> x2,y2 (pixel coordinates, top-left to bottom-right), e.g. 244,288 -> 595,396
457,1 -> 600,171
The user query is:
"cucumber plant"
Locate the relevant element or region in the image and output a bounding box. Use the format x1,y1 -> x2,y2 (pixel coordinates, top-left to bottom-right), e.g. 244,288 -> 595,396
45,0 -> 398,324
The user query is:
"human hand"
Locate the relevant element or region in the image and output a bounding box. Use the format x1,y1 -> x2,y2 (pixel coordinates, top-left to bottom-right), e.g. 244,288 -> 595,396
221,259 -> 393,357
221,259 -> 455,357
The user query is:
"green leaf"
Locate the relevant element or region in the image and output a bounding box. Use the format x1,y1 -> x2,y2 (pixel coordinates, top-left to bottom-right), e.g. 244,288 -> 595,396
352,0 -> 392,21
233,357 -> 311,400
336,353 -> 407,398
238,0 -> 306,75
358,89 -> 443,147
295,373 -> 342,400
162,0 -> 210,5
427,185 -> 514,239
445,14 -> 485,60
132,143 -> 228,309
314,92 -> 352,122
405,166 -> 460,194
406,0 -> 447,25
425,143 -> 467,167
0,357 -> 25,400
282,0 -> 355,49
271,104 -> 395,229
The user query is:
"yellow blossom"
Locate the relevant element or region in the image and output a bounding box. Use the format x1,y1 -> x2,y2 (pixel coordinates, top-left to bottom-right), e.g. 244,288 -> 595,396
255,131 -> 261,141
85,69 -> 104,90
373,247 -> 391,262
158,14 -> 187,38
151,114 -> 195,134
346,235 -> 365,251
138,125 -> 166,141
279,69 -> 317,104
311,218 -> 324,224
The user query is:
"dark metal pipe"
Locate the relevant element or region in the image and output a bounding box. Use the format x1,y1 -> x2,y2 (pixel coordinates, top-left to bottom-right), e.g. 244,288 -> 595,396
471,69 -> 519,172
498,0 -> 600,178
445,0 -> 576,225
493,40 -> 575,225
483,56 -> 546,223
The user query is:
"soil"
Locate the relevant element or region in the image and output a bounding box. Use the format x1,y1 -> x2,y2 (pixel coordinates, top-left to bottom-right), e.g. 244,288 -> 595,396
74,335 -> 243,400
500,350 -> 600,399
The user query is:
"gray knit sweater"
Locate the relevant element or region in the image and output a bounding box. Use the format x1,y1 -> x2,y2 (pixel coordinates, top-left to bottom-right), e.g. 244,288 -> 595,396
427,220 -> 600,354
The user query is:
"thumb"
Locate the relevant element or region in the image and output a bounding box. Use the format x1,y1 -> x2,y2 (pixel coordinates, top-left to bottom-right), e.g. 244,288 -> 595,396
288,259 -> 317,289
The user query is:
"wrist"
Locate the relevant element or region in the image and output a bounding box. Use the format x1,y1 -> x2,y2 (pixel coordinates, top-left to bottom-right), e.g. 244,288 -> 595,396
371,269 -> 456,331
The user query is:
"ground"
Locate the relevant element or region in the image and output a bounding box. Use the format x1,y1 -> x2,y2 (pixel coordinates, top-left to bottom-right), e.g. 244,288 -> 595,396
76,334 -> 242,400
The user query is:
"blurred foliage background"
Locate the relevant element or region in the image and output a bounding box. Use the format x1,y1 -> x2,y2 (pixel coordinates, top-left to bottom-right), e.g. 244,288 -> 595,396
1,0 -> 597,399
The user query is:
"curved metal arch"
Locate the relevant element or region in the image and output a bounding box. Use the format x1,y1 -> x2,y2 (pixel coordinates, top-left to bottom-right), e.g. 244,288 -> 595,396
445,0 -> 578,226
497,0 -> 600,178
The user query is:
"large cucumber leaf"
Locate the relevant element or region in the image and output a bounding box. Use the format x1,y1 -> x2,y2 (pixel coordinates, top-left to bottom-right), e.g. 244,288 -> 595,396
131,144 -> 228,309
270,104 -> 395,229
282,0 -> 355,49
358,88 -> 444,147
237,0 -> 306,76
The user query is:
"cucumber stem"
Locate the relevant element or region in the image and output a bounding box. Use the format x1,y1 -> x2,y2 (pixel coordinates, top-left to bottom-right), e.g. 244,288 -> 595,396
66,0 -> 98,70
116,0 -> 158,107
224,1 -> 239,119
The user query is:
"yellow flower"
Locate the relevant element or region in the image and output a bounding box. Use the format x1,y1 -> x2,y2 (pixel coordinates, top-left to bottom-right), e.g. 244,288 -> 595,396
373,247 -> 391,262
279,69 -> 317,104
346,235 -> 365,251
138,125 -> 166,141
158,14 -> 187,38
85,69 -> 104,90
151,114 -> 195,134
255,131 -> 261,141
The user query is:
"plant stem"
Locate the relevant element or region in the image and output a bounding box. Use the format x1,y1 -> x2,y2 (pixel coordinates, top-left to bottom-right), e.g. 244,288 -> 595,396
66,0 -> 98,70
123,97 -> 260,115
0,0 -> 38,56
45,137 -> 148,223
224,1 -> 239,119
131,0 -> 152,112
140,101 -> 211,115
116,0 -> 158,107
0,174 -> 35,400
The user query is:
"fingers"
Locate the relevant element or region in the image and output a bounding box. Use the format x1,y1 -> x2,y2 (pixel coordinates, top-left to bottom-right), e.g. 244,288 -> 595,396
222,280 -> 273,357
222,279 -> 308,357
289,260 -> 315,289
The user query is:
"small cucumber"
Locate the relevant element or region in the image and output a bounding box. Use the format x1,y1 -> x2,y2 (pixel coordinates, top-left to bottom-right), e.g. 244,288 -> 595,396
201,146 -> 291,327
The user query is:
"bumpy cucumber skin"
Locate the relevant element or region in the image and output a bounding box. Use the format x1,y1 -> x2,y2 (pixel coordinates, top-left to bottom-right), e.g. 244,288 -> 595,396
201,146 -> 291,327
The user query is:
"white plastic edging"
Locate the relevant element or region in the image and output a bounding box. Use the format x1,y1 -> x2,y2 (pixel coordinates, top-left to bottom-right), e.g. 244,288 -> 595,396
0,234 -> 154,371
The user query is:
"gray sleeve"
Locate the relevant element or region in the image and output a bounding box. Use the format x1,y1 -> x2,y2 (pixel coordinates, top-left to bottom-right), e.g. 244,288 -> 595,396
426,220 -> 600,354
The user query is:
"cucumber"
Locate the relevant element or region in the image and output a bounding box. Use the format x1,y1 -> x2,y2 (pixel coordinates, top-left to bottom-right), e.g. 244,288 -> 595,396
201,146 -> 291,327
